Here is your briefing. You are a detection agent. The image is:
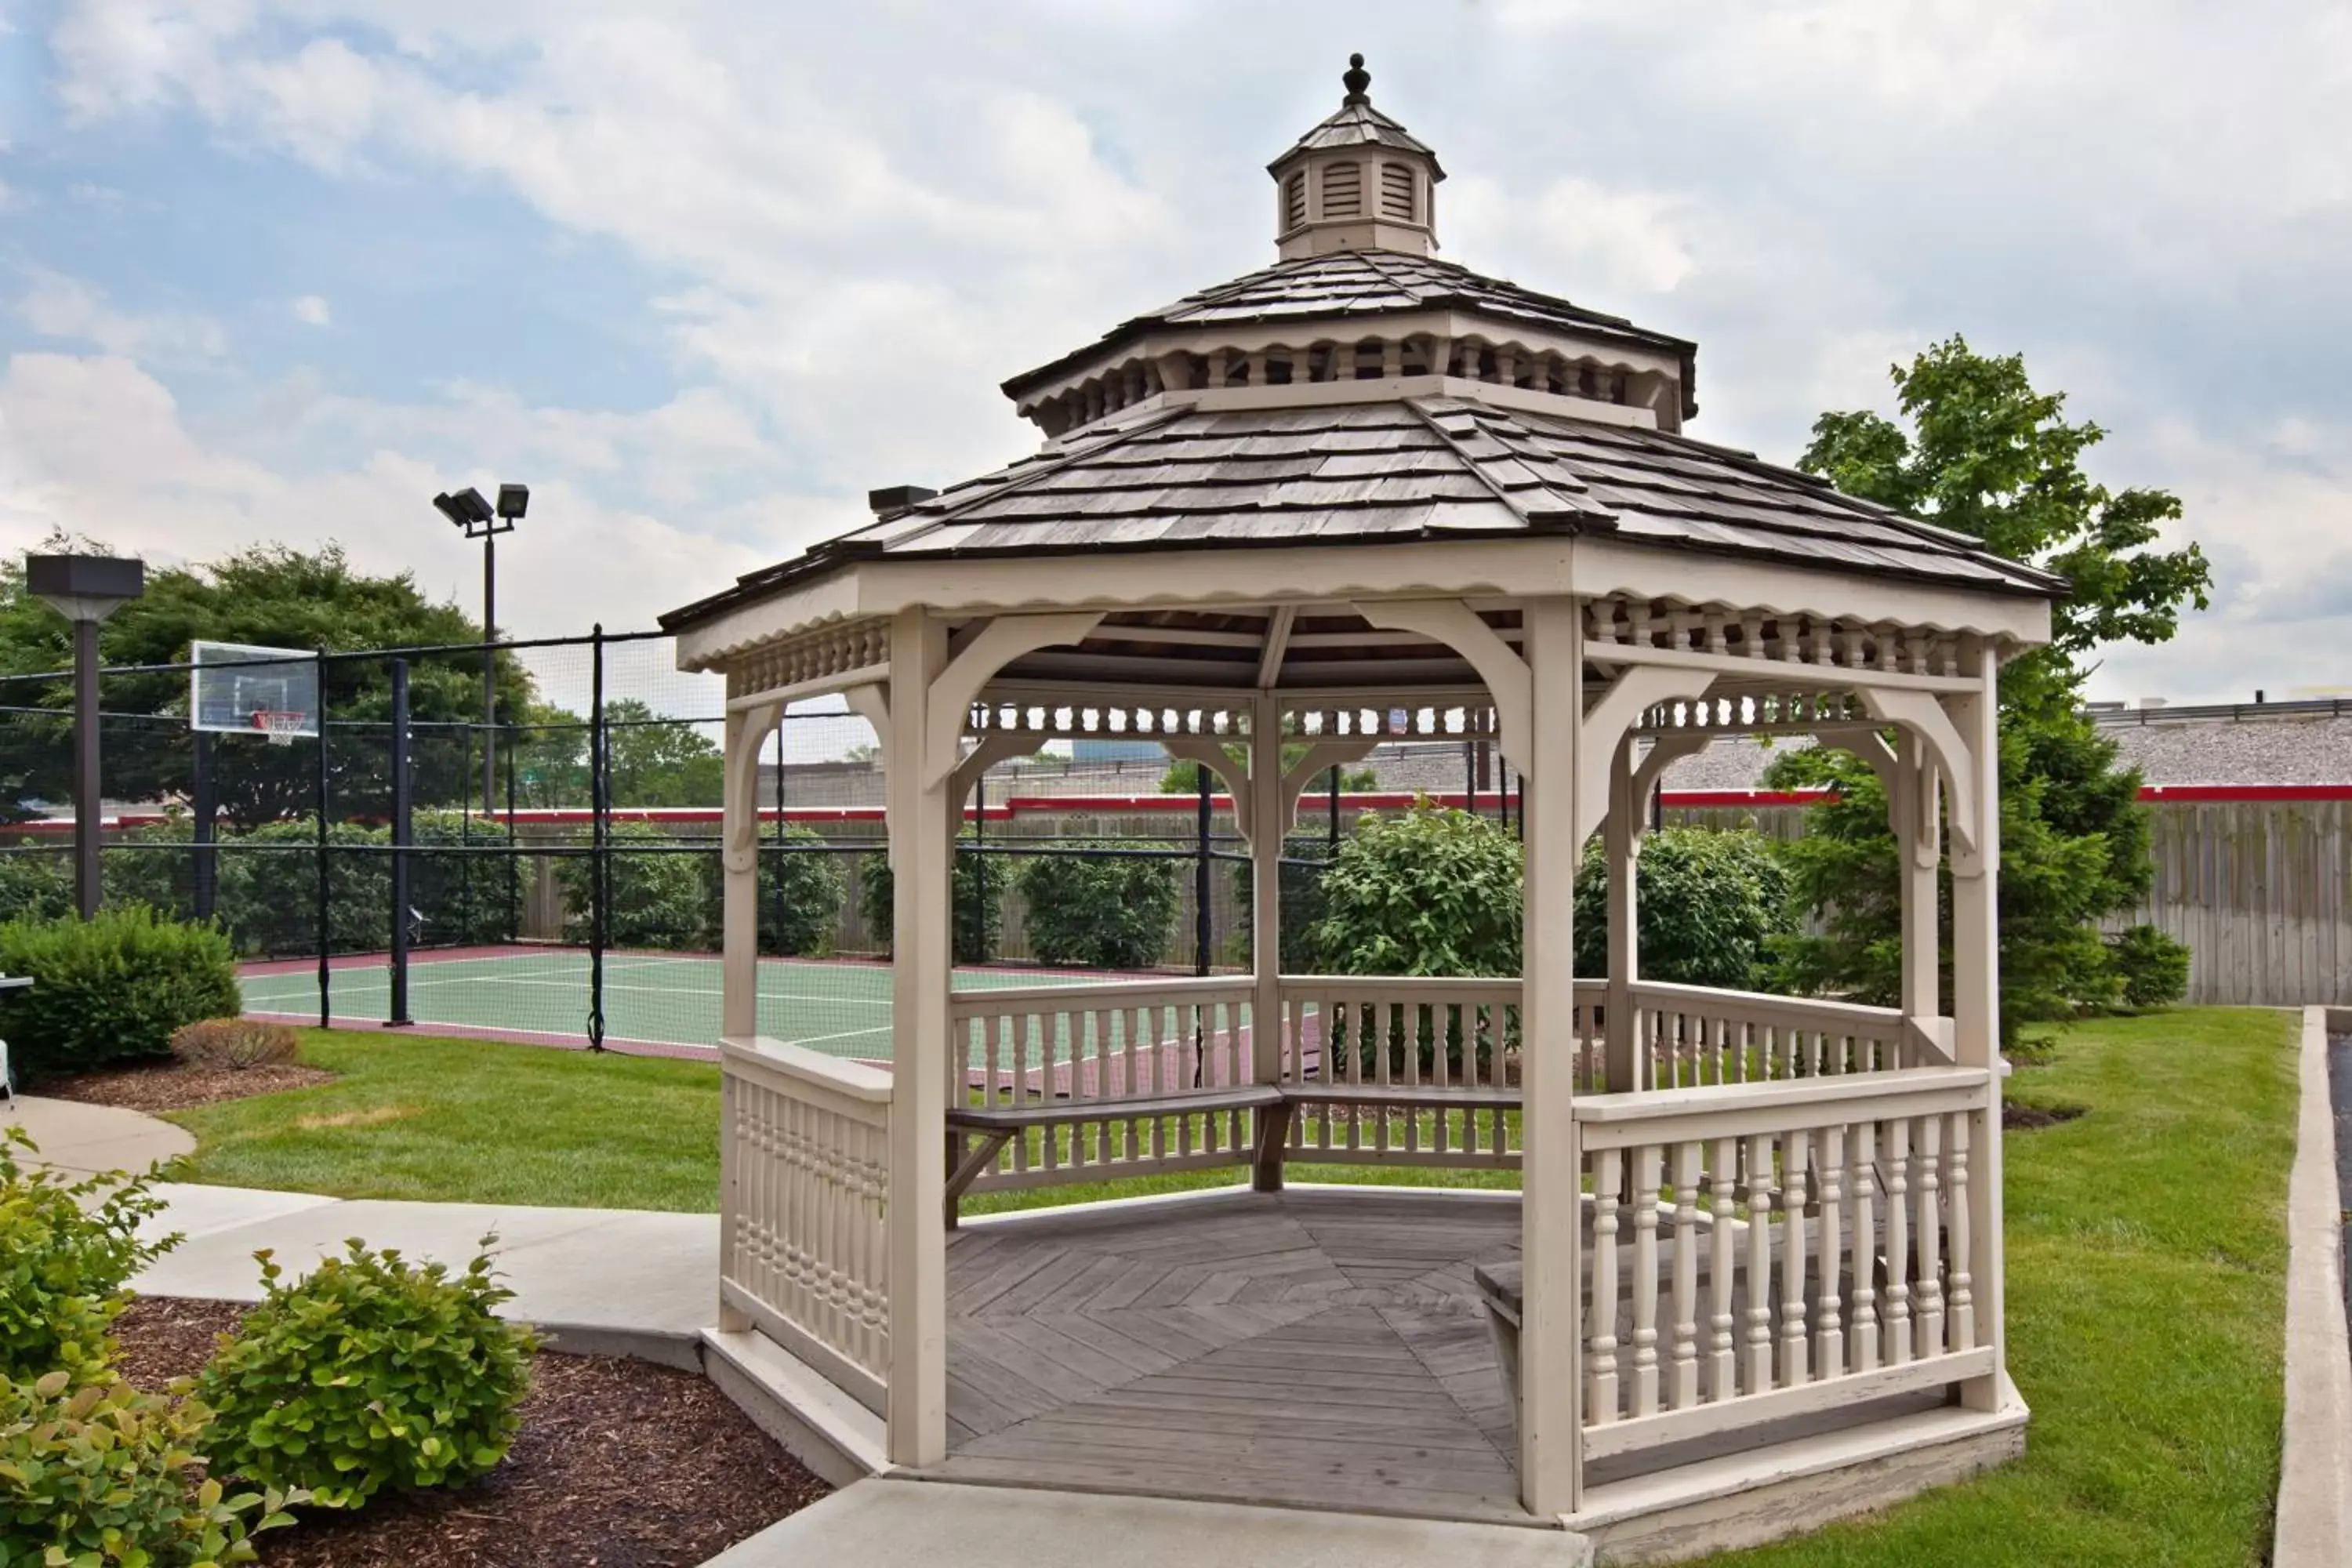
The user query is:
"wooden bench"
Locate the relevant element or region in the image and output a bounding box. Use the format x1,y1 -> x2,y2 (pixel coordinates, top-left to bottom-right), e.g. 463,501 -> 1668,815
944,1085 -> 1290,1222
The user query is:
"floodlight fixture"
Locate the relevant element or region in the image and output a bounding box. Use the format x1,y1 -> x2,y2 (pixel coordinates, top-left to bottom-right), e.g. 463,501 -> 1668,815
26,554 -> 147,918
27,554 -> 145,625
434,486 -> 506,539
431,481 -> 528,811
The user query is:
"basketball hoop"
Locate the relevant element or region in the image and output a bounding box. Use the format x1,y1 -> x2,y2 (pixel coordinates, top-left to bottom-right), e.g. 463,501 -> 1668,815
252,710 -> 307,747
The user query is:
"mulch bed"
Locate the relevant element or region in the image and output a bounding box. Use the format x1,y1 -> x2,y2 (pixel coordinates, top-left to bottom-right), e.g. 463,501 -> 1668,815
38,1061 -> 336,1113
112,1298 -> 831,1567
2005,1102 -> 2088,1131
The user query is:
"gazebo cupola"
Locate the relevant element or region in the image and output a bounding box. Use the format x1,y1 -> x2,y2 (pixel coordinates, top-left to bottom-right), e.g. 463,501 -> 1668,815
1269,53 -> 1444,260
1001,54 -> 1699,443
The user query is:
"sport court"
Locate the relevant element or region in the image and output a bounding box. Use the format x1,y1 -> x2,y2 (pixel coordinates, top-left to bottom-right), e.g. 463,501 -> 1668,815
239,946 -> 1127,1059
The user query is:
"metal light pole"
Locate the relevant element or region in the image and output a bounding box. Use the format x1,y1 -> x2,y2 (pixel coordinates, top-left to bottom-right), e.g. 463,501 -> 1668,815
26,555 -> 145,918
433,484 -> 528,814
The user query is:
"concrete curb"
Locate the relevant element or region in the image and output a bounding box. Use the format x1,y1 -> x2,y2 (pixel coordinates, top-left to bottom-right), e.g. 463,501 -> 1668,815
2275,1006 -> 2352,1567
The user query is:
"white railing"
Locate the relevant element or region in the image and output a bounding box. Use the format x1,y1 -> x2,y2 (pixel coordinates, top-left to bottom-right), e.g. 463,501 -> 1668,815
1573,1066 -> 1994,1461
720,1037 -> 891,1413
1626,981 -> 1914,1087
948,977 -> 1262,1191
1271,976 -> 1599,1167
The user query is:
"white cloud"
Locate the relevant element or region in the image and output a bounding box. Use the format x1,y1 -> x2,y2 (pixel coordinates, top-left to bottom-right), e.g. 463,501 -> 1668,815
19,270 -> 227,362
290,294 -> 330,326
21,0 -> 2352,702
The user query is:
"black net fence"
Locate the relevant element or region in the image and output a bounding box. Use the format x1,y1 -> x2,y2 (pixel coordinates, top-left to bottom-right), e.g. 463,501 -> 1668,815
0,630 -> 1528,1059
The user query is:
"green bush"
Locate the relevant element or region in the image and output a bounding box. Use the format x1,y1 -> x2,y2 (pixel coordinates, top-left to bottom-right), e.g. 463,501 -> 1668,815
0,907 -> 241,1083
0,849 -> 74,924
1015,843 -> 1180,970
0,1370 -> 303,1567
2108,923 -> 2190,1008
858,833 -> 1004,964
1573,827 -> 1795,991
1231,834 -> 1337,971
1314,801 -> 1523,978
101,818 -> 196,919
704,825 -> 847,956
216,818 -> 391,957
0,1128 -> 177,1382
1312,803 -> 1523,1076
195,1240 -> 537,1511
411,809 -> 518,947
556,819 -> 706,949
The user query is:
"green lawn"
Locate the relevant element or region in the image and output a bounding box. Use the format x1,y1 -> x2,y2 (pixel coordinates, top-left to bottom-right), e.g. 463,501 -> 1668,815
167,1009 -> 2299,1565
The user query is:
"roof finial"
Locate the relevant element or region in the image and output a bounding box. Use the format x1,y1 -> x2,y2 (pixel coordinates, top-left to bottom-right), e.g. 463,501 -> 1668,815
1341,52 -> 1370,104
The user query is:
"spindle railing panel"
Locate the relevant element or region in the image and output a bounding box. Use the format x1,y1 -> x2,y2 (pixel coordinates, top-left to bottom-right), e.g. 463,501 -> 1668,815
719,1038 -> 891,1413
1574,1067 -> 1994,1461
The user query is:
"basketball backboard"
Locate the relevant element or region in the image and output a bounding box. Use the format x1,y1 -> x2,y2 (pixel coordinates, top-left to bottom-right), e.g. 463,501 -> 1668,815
190,641 -> 320,737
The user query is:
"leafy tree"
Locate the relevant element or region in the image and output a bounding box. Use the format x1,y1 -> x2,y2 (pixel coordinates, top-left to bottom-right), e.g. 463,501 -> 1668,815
0,536 -> 532,827
1572,828 -> 1794,991
1772,338 -> 2206,1040
601,698 -> 723,808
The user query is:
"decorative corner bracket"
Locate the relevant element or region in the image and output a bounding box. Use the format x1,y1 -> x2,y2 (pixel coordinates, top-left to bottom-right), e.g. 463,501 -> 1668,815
1352,599 -> 1530,775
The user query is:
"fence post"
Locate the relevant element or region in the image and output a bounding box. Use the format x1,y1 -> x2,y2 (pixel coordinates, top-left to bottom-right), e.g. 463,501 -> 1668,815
314,649 -> 330,1032
505,705 -> 519,942
191,730 -> 216,920
587,624 -> 608,1051
1195,764 -> 1212,975
1327,764 -> 1341,853
388,659 -> 413,1027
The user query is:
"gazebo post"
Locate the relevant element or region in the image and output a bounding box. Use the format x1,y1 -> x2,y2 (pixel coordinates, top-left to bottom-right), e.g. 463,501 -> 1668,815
1604,734 -> 1642,1093
1518,593 -> 1584,1517
1896,731 -> 1943,1062
1949,648 -> 2006,1412
1250,691 -> 1287,1186
717,700 -> 778,1334
884,606 -> 952,1467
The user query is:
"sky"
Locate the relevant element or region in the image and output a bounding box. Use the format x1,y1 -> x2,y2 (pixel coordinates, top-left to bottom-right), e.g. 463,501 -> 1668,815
0,0 -> 2346,708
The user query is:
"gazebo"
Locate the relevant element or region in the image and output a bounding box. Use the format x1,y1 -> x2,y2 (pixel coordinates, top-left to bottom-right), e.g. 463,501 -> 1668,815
662,56 -> 2051,1558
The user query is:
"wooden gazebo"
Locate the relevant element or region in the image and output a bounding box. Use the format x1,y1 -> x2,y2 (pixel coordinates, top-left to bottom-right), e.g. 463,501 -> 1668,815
663,56 -> 2051,1557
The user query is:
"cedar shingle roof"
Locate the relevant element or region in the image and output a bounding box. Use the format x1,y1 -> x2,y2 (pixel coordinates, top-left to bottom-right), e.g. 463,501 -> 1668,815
1001,250 -> 1695,405
1266,98 -> 1443,174
663,396 -> 2063,631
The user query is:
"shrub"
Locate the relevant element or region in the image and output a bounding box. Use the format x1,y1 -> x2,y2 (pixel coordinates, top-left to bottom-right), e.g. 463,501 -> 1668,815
1573,827 -> 1796,991
1015,843 -> 1181,971
858,833 -> 1004,964
1231,834 -> 1337,971
0,849 -> 74,924
410,809 -> 518,947
102,817 -> 197,919
196,1240 -> 537,1511
216,818 -> 392,957
0,907 -> 241,1083
1312,803 -> 1523,1076
0,1369 -> 303,1566
1314,801 -> 1523,978
169,1018 -> 301,1070
557,819 -> 707,949
704,825 -> 847,956
0,1127 -> 178,1381
2108,923 -> 2190,1008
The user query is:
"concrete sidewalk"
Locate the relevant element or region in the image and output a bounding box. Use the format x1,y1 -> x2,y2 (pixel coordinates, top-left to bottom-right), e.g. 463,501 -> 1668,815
706,1480 -> 1594,1567
131,1181 -> 720,1363
3,1094 -> 194,1175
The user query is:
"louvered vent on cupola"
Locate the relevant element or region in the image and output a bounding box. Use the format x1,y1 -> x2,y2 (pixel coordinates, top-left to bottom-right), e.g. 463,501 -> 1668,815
1283,171 -> 1306,230
1321,162 -> 1362,217
1380,163 -> 1414,221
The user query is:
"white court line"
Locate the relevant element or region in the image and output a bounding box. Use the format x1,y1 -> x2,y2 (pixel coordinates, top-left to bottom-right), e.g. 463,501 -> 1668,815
244,971 -> 891,1006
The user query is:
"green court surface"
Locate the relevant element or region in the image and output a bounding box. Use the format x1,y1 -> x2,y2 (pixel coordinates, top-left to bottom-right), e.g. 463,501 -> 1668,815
238,948 -> 1107,1058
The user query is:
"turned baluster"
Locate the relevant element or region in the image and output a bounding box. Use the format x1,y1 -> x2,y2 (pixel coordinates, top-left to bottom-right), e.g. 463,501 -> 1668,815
1744,1134 -> 1776,1395
1671,1142 -> 1702,1409
1632,1145 -> 1663,1416
1884,1118 -> 1913,1364
1949,1112 -> 1976,1352
1591,1149 -> 1624,1422
1915,1114 -> 1946,1358
1709,1138 -> 1739,1400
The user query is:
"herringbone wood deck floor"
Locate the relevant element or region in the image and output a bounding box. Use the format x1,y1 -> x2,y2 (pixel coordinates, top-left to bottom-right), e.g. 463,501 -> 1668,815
931,1195 -> 1534,1523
